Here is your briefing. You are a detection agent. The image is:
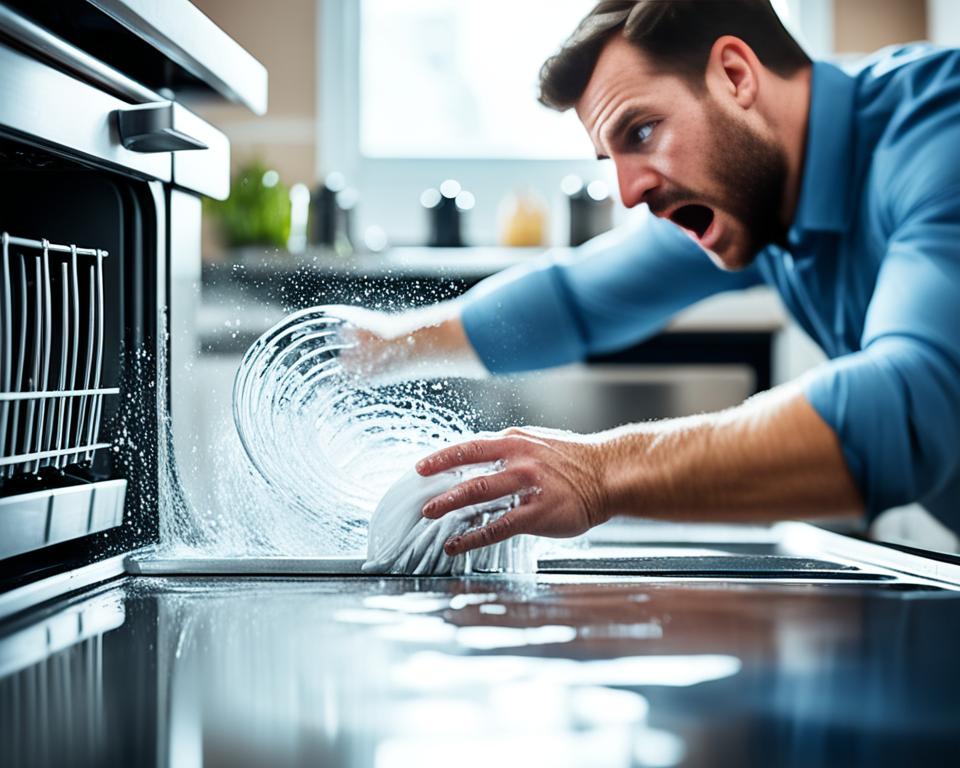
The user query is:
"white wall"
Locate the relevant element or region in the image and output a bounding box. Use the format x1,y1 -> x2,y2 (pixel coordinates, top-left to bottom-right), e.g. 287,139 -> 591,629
928,0 -> 960,45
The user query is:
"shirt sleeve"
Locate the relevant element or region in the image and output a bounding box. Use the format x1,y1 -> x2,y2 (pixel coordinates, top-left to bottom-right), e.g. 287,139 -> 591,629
802,188 -> 960,523
459,209 -> 763,373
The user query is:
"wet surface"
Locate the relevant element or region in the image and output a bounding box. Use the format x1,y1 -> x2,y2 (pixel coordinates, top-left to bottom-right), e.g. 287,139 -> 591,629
1,574 -> 959,767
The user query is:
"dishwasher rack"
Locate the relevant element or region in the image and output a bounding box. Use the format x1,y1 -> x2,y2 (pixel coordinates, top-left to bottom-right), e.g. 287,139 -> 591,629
0,232 -> 118,479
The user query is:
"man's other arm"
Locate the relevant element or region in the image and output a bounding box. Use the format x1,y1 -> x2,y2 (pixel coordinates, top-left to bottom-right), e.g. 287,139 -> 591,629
339,208 -> 762,380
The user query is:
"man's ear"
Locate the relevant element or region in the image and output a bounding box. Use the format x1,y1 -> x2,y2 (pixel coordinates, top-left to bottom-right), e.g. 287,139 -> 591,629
706,35 -> 760,110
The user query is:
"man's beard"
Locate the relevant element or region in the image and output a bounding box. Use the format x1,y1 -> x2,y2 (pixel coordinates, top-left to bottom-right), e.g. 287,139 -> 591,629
648,106 -> 789,269
710,106 -> 790,266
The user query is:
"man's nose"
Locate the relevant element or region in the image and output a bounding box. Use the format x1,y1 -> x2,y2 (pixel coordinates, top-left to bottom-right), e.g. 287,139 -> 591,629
614,157 -> 660,209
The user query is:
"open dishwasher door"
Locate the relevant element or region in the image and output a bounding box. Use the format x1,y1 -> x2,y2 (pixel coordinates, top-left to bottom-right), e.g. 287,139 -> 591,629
0,0 -> 262,604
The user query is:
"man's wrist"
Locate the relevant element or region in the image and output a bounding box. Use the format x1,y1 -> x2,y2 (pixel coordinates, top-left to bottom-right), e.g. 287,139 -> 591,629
594,427 -> 659,520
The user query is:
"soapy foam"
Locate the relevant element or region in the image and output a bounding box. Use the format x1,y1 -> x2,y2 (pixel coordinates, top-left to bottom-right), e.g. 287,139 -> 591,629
364,465 -> 528,575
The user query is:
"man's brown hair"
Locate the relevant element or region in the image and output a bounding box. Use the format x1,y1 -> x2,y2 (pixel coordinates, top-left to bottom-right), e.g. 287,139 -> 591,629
539,0 -> 810,110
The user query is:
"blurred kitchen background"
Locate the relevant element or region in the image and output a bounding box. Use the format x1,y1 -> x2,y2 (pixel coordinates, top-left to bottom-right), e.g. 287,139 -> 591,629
168,0 -> 960,552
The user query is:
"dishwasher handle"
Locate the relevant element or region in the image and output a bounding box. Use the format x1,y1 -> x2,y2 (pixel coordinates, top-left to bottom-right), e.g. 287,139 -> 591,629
115,102 -> 209,153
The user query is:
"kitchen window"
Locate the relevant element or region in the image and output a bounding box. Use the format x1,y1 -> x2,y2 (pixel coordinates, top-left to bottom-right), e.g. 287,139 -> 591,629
318,0 -> 828,246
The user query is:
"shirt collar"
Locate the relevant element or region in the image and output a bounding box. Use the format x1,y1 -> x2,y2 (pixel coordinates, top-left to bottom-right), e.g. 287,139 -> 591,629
788,60 -> 858,242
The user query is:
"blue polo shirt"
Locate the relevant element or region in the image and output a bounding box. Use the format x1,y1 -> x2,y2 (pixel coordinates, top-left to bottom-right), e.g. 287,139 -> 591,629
460,45 -> 960,532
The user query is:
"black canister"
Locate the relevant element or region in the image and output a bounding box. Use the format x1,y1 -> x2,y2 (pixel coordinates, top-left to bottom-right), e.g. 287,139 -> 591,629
310,172 -> 345,247
422,180 -> 474,247
564,175 -> 614,246
311,172 -> 357,255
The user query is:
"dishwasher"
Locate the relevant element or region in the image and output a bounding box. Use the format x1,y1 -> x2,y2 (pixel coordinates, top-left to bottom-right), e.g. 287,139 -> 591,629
1,3 -> 960,767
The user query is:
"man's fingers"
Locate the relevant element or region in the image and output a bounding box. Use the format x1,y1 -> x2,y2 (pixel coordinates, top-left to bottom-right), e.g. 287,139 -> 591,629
443,509 -> 528,556
416,438 -> 520,476
422,472 -> 524,519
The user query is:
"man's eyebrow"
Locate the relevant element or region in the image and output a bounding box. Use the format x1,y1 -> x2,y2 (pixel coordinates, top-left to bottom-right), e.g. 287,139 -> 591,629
599,105 -> 654,158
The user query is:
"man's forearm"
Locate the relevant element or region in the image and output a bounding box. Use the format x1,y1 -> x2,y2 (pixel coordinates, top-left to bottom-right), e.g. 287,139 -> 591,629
598,383 -> 864,523
389,302 -> 486,378
399,303 -> 478,364
336,300 -> 484,382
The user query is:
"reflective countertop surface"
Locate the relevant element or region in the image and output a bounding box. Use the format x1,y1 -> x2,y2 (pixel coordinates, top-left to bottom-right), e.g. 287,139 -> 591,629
2,574 -> 959,767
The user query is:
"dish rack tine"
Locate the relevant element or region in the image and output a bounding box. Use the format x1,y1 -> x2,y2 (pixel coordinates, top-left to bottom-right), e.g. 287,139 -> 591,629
73,262 -> 96,464
53,260 -> 70,468
0,233 -> 11,465
36,240 -> 54,470
85,250 -> 105,462
9,252 -> 29,476
59,245 -> 81,469
22,255 -> 42,474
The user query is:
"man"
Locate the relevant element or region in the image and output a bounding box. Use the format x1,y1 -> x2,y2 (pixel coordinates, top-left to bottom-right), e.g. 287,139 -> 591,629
342,0 -> 960,556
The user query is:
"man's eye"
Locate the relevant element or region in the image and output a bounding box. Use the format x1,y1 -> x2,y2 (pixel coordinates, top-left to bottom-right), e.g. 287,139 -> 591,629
634,122 -> 657,144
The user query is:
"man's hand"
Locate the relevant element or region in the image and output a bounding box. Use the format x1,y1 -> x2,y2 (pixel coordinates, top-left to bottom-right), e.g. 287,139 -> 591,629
416,427 -> 611,556
416,384 -> 864,555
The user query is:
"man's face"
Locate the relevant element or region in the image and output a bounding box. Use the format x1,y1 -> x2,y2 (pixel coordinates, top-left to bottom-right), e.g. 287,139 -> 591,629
575,36 -> 788,270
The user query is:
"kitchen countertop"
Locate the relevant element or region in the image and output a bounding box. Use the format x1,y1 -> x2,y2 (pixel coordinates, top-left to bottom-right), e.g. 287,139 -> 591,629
199,245 -> 787,348
2,568 -> 958,767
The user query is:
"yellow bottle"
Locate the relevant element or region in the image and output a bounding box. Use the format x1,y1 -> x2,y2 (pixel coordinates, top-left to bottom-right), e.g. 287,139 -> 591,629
498,187 -> 548,247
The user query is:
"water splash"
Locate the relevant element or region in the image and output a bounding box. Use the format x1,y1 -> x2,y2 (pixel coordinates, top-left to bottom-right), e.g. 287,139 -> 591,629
191,306 -> 532,572
155,318 -> 321,557
152,302 -> 535,571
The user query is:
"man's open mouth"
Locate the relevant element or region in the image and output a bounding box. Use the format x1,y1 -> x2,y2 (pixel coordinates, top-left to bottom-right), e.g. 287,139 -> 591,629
669,204 -> 715,241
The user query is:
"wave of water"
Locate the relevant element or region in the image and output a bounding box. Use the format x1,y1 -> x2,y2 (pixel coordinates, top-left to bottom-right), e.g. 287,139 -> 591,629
224,306 -> 531,569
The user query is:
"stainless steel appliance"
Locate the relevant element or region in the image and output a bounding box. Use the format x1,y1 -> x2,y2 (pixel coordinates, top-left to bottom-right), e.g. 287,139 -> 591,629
0,0 -> 265,606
